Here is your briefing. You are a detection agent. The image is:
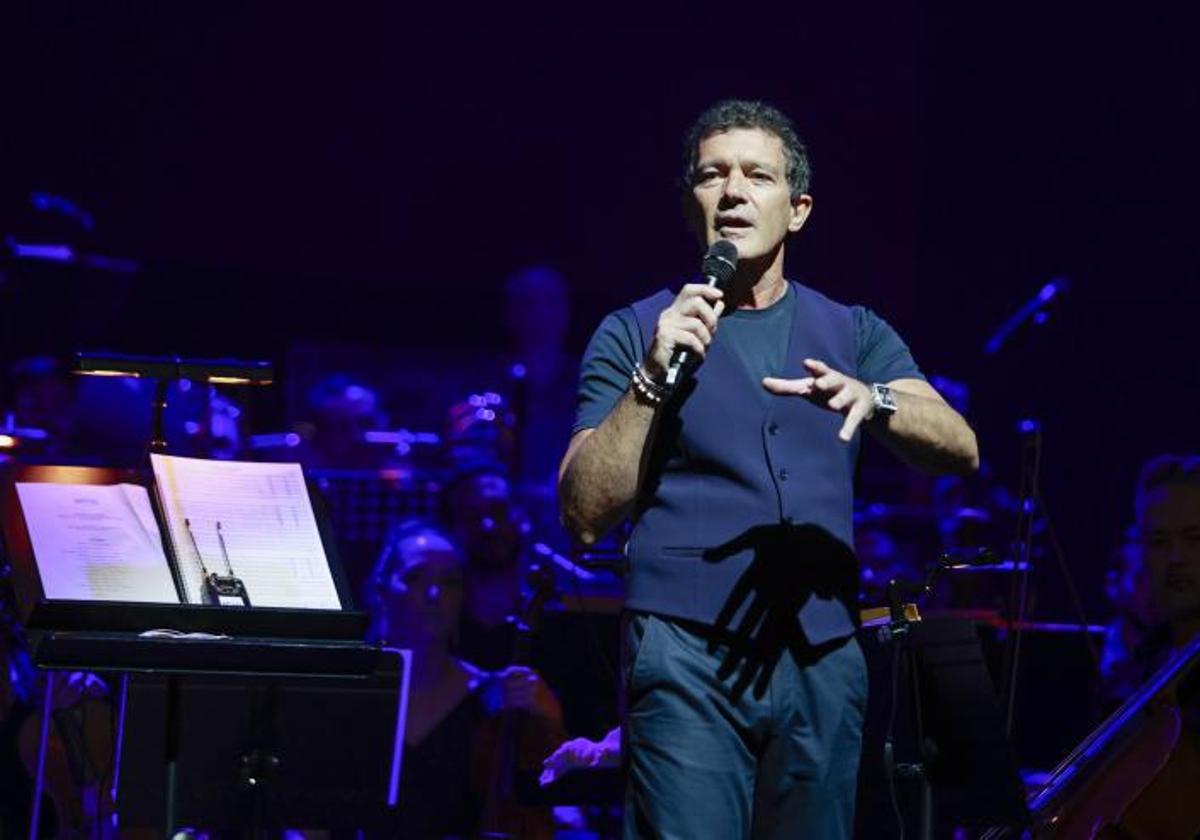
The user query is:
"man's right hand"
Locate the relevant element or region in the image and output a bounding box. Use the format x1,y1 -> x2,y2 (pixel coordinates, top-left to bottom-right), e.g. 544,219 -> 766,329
644,284 -> 726,380
559,286 -> 725,543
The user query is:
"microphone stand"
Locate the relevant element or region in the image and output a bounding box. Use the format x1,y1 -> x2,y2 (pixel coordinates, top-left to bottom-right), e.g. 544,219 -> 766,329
981,280 -> 1097,748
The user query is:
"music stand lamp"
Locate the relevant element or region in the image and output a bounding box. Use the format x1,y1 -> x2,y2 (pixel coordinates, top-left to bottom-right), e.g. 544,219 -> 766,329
74,352 -> 274,454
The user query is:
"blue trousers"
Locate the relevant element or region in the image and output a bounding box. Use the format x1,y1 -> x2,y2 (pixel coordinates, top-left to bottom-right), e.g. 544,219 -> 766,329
623,613 -> 867,839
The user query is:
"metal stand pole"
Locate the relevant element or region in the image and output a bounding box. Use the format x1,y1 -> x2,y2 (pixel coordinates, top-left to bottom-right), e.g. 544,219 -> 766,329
164,675 -> 181,838
29,670 -> 55,840
151,378 -> 170,454
108,673 -> 130,835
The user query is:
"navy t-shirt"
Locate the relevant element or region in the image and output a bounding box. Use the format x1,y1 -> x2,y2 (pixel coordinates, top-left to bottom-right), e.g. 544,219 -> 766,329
574,282 -> 925,434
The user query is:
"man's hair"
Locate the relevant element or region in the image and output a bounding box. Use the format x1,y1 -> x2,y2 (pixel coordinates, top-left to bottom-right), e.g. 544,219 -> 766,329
1135,454 -> 1200,515
437,458 -> 511,524
682,100 -> 812,200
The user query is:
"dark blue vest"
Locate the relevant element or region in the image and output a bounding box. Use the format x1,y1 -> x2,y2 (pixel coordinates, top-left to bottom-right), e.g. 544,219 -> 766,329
626,281 -> 861,645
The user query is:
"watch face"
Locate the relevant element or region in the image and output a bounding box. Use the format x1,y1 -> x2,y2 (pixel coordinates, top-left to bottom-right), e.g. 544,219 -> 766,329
872,384 -> 898,414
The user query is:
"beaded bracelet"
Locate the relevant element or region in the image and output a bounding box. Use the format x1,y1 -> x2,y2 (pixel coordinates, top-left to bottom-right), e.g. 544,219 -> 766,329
631,364 -> 670,405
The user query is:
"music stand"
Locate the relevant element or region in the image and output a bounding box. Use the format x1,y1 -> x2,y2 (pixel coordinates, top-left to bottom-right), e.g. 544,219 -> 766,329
857,616 -> 1028,838
112,648 -> 411,833
0,463 -> 410,838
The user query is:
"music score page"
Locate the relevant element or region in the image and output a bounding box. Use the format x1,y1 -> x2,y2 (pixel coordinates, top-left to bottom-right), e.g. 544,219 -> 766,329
151,454 -> 341,609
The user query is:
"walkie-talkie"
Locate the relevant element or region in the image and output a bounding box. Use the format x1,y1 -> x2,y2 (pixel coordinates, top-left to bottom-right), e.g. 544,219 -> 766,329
185,518 -> 252,607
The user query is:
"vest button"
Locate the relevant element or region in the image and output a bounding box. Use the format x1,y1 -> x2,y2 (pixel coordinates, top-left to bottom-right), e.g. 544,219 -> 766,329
778,468 -> 789,481
768,423 -> 780,436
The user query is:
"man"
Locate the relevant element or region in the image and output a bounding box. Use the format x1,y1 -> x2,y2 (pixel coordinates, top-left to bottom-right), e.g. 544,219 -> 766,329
1100,454 -> 1200,706
500,266 -> 579,550
558,100 -> 978,838
1134,456 -> 1200,649
440,461 -> 531,669
299,374 -> 389,469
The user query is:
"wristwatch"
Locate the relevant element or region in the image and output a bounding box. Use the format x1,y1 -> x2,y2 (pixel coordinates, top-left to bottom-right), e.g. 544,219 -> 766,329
869,383 -> 898,420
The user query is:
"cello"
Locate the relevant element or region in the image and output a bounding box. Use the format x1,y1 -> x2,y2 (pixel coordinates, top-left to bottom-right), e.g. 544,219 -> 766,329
1021,631 -> 1200,838
14,670 -> 117,839
475,561 -> 561,840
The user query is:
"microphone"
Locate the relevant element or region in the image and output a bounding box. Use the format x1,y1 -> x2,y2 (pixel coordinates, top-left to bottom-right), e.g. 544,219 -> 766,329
984,277 -> 1069,355
664,239 -> 739,387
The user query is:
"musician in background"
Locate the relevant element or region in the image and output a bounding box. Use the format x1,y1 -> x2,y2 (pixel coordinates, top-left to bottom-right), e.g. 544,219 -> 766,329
297,374 -> 390,469
1100,454 -> 1200,707
366,520 -> 563,838
1,601 -> 111,838
442,392 -> 517,472
204,386 -> 245,461
499,266 -> 578,547
3,356 -> 79,463
442,268 -> 578,552
0,607 -> 47,837
438,461 -> 532,670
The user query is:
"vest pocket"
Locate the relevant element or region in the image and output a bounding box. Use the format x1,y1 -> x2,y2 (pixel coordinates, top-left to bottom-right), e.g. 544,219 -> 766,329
660,546 -> 705,558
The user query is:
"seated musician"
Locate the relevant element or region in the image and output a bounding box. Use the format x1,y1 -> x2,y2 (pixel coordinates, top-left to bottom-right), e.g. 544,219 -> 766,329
366,520 -> 565,838
1100,454 -> 1200,708
438,461 -> 532,671
298,374 -> 391,469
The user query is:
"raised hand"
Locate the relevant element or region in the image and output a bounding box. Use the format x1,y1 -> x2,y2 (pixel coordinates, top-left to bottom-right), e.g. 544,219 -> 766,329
762,358 -> 876,442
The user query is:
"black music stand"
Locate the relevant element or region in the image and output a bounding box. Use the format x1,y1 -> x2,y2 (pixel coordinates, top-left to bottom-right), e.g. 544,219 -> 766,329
1,463 -> 410,838
112,647 -> 410,834
857,616 -> 1028,838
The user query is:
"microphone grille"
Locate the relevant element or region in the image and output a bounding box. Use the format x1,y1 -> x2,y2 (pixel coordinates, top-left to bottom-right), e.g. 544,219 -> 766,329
702,239 -> 739,287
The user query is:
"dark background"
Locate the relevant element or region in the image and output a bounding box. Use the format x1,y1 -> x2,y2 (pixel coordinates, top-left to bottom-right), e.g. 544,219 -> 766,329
2,2 -> 1197,638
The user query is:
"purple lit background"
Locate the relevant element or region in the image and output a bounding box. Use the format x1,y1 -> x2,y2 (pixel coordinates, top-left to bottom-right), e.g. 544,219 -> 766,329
2,0 -> 1198,764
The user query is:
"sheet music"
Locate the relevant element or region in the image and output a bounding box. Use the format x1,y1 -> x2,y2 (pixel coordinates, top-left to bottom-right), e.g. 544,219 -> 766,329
151,454 -> 341,609
15,482 -> 180,603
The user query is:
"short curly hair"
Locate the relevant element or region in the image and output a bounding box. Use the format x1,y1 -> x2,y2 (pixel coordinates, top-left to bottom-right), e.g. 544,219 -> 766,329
682,99 -> 812,200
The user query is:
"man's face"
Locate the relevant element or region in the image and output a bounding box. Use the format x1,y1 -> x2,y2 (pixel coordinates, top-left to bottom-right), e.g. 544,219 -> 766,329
687,128 -> 812,261
445,474 -> 525,570
1138,484 -> 1200,623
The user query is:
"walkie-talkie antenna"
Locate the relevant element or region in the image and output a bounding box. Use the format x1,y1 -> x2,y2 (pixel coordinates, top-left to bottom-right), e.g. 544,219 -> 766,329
184,517 -> 211,577
216,521 -> 236,576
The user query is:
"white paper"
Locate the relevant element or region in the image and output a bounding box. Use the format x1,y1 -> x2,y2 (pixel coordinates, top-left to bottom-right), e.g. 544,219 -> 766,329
151,454 -> 341,609
15,482 -> 180,603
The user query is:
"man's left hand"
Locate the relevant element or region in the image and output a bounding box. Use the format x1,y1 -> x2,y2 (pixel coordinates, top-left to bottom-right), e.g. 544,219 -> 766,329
763,358 -> 875,442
